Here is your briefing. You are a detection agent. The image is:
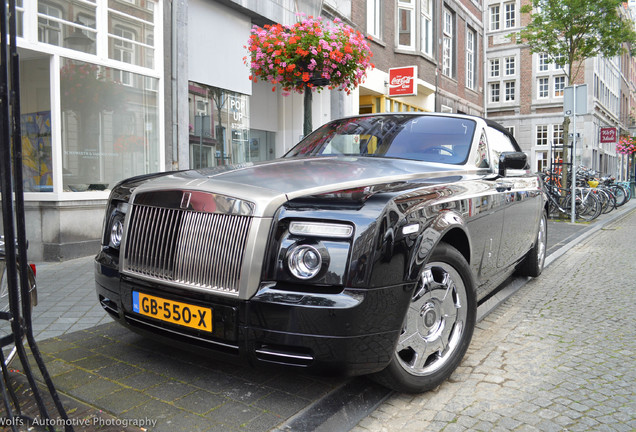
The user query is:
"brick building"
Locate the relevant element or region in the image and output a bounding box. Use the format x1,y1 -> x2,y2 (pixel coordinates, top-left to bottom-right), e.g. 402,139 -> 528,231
485,0 -> 634,177
352,0 -> 484,116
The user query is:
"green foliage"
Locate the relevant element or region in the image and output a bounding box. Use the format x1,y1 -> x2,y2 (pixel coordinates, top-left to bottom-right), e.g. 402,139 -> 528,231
517,0 -> 636,82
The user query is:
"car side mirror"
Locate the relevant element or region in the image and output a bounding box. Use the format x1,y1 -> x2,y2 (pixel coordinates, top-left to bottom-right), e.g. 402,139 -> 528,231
498,152 -> 528,176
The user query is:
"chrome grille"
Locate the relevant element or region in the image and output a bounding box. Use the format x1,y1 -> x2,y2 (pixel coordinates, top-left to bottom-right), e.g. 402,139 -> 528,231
123,204 -> 252,294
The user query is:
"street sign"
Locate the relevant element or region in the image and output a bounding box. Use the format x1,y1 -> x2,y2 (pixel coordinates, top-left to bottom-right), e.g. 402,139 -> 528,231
600,127 -> 617,143
563,85 -> 588,116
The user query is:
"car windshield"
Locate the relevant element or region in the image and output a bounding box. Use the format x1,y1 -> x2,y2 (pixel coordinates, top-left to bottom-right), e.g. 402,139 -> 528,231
284,115 -> 477,165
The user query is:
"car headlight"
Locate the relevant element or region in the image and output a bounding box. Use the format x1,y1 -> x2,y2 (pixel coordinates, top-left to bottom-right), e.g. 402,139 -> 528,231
105,202 -> 129,249
287,244 -> 323,280
110,214 -> 125,248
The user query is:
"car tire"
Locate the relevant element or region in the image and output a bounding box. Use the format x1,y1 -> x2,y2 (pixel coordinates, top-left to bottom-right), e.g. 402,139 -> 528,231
517,211 -> 547,278
371,242 -> 476,393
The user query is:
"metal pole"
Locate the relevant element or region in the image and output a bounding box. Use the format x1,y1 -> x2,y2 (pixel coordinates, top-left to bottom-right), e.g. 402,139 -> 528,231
571,84 -> 577,223
199,114 -> 203,169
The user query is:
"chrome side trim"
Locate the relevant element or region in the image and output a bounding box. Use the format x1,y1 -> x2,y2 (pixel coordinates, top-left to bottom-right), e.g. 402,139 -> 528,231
255,348 -> 314,362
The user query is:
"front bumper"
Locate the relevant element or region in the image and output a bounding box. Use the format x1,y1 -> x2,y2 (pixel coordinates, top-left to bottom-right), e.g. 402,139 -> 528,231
95,252 -> 411,376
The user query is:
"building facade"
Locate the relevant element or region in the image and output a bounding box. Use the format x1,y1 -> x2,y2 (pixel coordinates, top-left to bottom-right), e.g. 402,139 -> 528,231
485,0 -> 634,179
13,0 -> 636,260
353,0 -> 484,117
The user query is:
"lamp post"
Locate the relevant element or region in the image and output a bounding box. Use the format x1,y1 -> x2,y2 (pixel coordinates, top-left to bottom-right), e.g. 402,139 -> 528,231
295,0 -> 323,138
64,20 -> 94,53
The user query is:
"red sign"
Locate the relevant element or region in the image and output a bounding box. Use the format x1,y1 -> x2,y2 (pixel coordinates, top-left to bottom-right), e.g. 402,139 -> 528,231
388,66 -> 417,97
600,127 -> 617,143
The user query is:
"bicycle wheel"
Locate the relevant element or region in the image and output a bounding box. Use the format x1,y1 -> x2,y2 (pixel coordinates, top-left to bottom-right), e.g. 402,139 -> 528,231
598,188 -> 615,214
575,190 -> 601,221
610,185 -> 627,207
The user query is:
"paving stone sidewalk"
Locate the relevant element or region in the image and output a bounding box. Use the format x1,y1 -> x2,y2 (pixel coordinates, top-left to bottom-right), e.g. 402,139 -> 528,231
353,209 -> 636,431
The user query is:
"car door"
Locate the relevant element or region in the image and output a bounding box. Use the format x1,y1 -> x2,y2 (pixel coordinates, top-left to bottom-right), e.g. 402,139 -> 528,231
484,126 -> 540,269
466,129 -> 506,296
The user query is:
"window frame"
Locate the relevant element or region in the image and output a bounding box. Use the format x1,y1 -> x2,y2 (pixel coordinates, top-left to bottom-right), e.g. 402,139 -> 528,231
489,5 -> 501,31
420,0 -> 433,56
367,0 -> 383,39
37,1 -> 63,46
442,7 -> 454,78
397,0 -> 416,50
466,27 -> 476,89
536,125 -> 548,146
504,2 -> 516,29
490,58 -> 500,78
554,76 -> 566,97
538,77 -> 549,98
490,82 -> 501,103
504,81 -> 516,101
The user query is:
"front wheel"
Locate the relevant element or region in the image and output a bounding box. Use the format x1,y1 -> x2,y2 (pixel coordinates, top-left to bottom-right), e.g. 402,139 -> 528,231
517,211 -> 547,277
371,243 -> 476,393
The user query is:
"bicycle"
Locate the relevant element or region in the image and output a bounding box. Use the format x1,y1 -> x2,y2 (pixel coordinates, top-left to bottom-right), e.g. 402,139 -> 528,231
541,175 -> 602,221
0,236 -> 37,366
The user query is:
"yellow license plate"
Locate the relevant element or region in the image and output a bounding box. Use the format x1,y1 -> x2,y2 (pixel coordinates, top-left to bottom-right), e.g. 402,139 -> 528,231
132,291 -> 213,332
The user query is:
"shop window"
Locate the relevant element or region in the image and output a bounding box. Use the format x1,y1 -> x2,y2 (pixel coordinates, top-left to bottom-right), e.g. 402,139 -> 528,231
38,0 -> 97,54
108,0 -> 156,69
112,25 -> 136,85
38,1 -> 63,46
188,82 -> 253,168
14,0 -> 24,37
20,57 -> 53,192
59,58 -> 160,191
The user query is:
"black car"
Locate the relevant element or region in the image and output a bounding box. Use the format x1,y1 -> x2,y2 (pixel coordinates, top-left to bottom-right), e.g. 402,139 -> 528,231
95,113 -> 547,393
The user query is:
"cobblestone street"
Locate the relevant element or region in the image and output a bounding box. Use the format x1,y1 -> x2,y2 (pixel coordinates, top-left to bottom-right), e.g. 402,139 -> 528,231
353,210 -> 636,431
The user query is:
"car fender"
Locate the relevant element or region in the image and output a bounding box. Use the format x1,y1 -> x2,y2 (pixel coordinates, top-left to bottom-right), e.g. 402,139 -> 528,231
408,209 -> 471,282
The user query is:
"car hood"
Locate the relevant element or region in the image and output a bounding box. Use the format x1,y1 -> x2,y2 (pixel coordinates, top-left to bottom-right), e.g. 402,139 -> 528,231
131,157 -> 464,217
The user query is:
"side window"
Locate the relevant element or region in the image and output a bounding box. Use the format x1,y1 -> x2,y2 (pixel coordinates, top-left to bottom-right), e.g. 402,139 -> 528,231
485,126 -> 516,172
475,130 -> 490,168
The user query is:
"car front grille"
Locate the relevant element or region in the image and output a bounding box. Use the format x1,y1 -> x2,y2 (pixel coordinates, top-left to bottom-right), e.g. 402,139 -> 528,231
122,203 -> 252,295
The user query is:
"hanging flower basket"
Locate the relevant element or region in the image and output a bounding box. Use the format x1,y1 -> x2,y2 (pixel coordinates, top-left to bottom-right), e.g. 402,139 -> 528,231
616,136 -> 636,155
244,16 -> 374,95
60,62 -> 125,114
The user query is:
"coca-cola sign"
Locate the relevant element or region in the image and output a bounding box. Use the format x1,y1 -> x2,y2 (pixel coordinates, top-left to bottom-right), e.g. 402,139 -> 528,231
388,66 -> 417,96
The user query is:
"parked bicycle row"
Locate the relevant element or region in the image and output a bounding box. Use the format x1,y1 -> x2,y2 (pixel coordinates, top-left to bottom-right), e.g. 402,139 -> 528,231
540,166 -> 632,222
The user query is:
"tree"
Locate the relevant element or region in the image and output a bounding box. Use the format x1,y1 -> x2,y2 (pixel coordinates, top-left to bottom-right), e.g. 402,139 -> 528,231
244,16 -> 374,137
517,0 -> 636,188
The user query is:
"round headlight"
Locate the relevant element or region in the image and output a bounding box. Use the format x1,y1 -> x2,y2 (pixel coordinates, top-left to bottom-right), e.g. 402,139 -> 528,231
110,217 -> 124,248
287,244 -> 323,280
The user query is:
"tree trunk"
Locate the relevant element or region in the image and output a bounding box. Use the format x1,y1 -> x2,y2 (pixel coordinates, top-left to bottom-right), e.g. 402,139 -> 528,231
561,117 -> 570,191
303,87 -> 312,138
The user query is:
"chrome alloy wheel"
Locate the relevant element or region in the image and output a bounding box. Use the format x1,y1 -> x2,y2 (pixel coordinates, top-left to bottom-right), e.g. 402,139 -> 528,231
396,262 -> 468,376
